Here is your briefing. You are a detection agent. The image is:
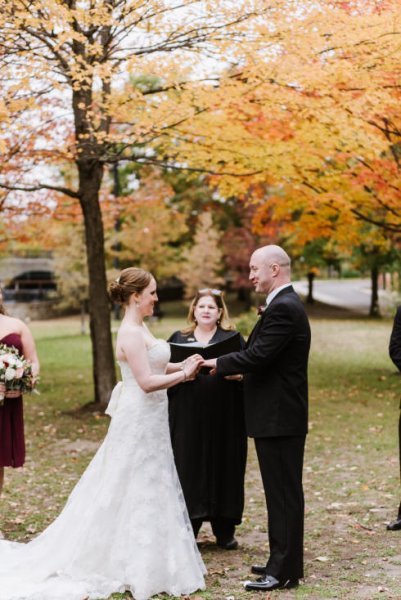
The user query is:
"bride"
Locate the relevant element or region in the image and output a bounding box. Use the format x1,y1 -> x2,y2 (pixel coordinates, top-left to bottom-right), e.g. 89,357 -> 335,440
0,267 -> 206,600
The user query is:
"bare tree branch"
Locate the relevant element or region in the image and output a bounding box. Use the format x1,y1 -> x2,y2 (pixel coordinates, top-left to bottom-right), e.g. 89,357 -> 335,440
0,183 -> 79,199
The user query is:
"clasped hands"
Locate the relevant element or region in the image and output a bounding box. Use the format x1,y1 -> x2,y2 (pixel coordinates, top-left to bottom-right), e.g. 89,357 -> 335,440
182,356 -> 243,381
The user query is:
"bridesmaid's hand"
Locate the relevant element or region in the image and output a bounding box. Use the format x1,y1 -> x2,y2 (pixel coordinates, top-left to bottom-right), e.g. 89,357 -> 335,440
4,390 -> 21,398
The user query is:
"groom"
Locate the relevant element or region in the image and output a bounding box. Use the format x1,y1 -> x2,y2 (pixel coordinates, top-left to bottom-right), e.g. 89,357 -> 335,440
204,244 -> 311,591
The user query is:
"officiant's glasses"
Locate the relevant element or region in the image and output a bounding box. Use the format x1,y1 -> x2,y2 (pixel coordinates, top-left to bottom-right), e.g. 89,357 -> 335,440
198,288 -> 222,296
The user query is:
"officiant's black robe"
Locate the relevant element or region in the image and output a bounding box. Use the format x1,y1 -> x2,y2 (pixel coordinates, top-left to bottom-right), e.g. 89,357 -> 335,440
167,328 -> 247,528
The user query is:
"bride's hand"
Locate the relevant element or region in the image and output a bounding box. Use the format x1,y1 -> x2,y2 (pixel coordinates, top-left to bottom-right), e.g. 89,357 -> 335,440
182,354 -> 203,381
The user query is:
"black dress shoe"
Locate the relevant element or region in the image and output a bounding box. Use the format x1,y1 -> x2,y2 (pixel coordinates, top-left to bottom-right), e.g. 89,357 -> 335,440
216,537 -> 238,550
387,517 -> 401,531
251,565 -> 266,575
244,574 -> 299,592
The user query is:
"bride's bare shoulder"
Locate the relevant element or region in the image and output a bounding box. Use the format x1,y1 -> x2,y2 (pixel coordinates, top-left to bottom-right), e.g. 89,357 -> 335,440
115,324 -> 146,361
118,323 -> 145,341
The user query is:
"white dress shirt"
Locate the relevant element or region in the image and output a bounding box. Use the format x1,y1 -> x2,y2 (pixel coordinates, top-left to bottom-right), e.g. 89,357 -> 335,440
265,282 -> 292,308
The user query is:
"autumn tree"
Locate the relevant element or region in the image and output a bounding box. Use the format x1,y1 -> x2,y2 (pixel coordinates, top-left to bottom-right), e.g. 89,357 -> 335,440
52,222 -> 89,331
180,212 -> 224,299
106,167 -> 188,280
241,1 -> 401,238
205,1 -> 401,313
0,0 -> 278,405
221,204 -> 263,307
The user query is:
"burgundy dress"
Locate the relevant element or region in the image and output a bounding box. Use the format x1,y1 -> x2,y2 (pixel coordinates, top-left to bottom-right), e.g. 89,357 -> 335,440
0,333 -> 25,467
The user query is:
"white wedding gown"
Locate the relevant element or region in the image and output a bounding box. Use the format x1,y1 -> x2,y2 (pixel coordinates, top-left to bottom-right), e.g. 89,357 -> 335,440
0,340 -> 206,600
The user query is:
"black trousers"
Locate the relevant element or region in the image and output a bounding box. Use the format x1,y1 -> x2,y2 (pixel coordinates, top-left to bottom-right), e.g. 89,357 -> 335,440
191,516 -> 236,541
398,413 -> 401,518
254,435 -> 306,581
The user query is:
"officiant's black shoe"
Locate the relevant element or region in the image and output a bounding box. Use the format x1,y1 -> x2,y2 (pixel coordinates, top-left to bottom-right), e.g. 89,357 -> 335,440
387,517 -> 401,531
216,537 -> 238,550
244,574 -> 299,592
251,565 -> 266,575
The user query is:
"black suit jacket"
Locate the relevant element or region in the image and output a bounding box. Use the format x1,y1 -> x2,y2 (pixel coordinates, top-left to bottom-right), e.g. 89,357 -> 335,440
216,286 -> 311,438
389,306 -> 401,410
390,306 -> 401,372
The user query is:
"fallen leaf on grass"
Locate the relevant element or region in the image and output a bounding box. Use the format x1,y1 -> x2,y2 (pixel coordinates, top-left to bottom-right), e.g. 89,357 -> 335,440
314,556 -> 329,562
26,525 -> 37,534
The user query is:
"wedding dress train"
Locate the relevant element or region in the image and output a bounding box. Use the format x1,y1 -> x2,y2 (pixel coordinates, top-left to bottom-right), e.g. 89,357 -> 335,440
0,340 -> 206,600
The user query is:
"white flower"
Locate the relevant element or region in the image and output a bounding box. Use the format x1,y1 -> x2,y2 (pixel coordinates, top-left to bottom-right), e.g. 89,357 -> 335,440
5,367 -> 16,381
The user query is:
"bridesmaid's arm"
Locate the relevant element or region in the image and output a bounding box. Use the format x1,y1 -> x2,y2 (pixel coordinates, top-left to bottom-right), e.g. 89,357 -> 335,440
19,320 -> 40,378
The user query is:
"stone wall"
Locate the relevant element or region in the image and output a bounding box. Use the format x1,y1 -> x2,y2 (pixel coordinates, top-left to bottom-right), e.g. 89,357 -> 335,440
4,300 -> 59,322
0,256 -> 54,284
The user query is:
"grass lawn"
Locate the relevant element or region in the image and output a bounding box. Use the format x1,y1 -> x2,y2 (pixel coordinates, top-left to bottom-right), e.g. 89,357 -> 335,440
1,311 -> 401,599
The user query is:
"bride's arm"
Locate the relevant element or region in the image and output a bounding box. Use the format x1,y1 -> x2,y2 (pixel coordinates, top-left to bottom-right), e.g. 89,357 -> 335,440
166,356 -> 203,374
121,329 -> 201,393
166,361 -> 184,374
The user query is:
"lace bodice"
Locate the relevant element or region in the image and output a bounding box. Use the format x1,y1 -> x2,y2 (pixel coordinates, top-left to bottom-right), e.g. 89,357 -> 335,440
118,339 -> 171,380
106,340 -> 171,419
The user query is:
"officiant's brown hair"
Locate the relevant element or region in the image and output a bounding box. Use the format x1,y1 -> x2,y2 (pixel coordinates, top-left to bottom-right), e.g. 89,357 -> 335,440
109,268 -> 152,306
182,288 -> 234,334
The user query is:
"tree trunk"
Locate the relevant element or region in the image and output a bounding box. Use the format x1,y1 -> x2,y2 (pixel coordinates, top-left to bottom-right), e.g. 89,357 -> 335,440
369,265 -> 380,318
78,160 -> 116,406
307,271 -> 315,304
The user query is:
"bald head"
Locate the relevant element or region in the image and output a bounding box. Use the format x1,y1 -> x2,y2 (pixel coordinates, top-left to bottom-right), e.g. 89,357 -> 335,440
249,245 -> 291,295
253,245 -> 291,269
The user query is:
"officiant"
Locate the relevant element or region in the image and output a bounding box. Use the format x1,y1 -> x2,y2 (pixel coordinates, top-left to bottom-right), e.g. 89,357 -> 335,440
167,288 -> 247,549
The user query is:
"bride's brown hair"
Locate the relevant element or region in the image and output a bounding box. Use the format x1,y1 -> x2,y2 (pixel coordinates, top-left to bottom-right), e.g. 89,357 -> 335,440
108,268 -> 153,306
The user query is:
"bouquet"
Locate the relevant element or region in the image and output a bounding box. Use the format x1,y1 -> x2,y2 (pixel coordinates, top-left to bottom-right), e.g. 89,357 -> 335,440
0,343 -> 37,406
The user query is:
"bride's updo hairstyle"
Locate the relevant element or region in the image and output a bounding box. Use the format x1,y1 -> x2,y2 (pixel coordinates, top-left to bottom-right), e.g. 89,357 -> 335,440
108,267 -> 153,306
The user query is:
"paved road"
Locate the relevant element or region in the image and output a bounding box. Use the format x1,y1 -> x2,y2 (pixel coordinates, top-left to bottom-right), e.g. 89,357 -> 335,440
292,278 -> 394,315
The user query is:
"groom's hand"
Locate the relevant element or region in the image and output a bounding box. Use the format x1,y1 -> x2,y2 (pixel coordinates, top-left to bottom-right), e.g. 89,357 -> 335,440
202,358 -> 217,375
224,374 -> 243,381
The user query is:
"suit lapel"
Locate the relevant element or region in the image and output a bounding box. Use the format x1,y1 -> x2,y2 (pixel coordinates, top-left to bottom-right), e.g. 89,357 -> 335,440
246,286 -> 295,348
246,310 -> 268,348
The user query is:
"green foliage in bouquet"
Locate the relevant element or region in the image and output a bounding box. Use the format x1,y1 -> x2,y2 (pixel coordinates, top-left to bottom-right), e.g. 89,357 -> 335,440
0,343 -> 37,394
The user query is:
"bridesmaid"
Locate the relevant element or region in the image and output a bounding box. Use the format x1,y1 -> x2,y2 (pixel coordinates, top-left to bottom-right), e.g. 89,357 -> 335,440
0,287 -> 40,498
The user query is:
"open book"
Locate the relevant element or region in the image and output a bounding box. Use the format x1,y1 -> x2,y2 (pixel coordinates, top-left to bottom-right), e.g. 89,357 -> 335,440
169,332 -> 241,363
